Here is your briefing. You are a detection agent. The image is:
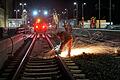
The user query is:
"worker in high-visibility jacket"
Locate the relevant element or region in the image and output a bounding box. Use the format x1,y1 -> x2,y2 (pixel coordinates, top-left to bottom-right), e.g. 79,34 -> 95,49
57,31 -> 73,57
90,17 -> 96,28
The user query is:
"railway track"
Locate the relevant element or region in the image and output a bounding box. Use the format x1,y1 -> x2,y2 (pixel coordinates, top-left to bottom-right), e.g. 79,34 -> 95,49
0,34 -> 35,80
74,30 -> 120,45
0,33 -> 89,80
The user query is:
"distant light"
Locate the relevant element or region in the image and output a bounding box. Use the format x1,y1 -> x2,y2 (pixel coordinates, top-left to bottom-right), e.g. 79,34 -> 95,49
43,10 -> 48,16
39,10 -> 41,12
19,3 -> 26,6
65,9 -> 67,11
19,3 -> 22,5
14,10 -> 20,12
62,12 -> 66,14
42,25 -> 45,29
13,22 -> 15,25
36,19 -> 41,23
49,25 -> 52,28
83,3 -> 86,5
36,25 -> 38,28
17,10 -> 20,12
28,21 -> 30,23
23,9 -> 27,12
33,10 -> 38,16
74,2 -> 77,5
24,3 -> 26,5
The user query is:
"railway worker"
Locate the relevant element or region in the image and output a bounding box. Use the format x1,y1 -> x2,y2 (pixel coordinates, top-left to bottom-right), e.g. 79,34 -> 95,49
67,23 -> 72,33
63,21 -> 72,32
63,22 -> 68,31
81,17 -> 84,29
90,16 -> 96,29
57,31 -> 73,57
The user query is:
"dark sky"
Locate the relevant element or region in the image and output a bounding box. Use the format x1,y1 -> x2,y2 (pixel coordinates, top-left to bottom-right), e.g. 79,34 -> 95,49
15,0 -> 74,10
13,0 -> 120,24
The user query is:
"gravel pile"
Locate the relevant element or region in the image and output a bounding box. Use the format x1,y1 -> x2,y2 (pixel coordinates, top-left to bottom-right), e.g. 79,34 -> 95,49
73,54 -> 120,80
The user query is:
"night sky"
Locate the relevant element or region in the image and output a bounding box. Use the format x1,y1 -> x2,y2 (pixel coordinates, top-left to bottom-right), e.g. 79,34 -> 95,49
13,0 -> 120,24
18,0 -> 75,11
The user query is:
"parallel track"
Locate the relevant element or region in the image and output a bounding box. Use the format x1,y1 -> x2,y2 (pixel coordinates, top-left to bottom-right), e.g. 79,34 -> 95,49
0,34 -> 35,80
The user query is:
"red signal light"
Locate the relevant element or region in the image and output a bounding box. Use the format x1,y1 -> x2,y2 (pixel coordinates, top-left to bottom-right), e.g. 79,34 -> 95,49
33,19 -> 48,32
42,23 -> 48,30
36,25 -> 39,29
34,23 -> 39,32
42,25 -> 45,29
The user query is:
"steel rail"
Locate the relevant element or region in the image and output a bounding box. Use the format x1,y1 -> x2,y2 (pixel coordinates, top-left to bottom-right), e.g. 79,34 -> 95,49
12,34 -> 37,80
45,34 -> 75,80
